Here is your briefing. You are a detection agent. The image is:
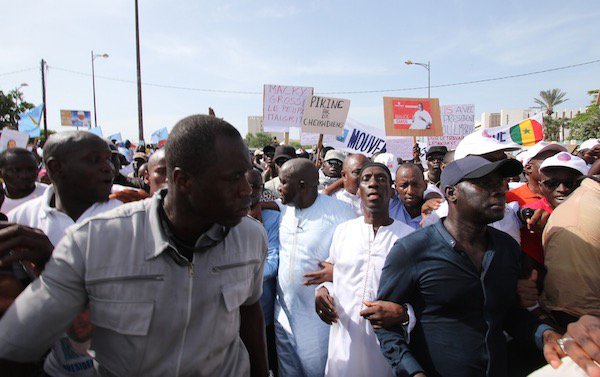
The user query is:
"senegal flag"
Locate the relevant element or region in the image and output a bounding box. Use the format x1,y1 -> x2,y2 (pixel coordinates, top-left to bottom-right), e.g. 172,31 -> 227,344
509,113 -> 543,147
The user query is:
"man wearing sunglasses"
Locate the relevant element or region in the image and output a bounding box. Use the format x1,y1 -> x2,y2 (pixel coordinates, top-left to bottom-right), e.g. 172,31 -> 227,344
318,150 -> 345,191
521,152 -> 589,265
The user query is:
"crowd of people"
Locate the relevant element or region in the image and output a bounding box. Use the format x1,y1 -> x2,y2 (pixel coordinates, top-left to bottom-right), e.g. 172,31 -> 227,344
0,114 -> 598,377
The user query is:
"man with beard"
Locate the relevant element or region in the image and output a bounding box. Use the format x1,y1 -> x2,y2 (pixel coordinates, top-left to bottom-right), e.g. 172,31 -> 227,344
330,154 -> 369,216
375,156 -> 564,377
275,158 -> 355,377
389,163 -> 427,230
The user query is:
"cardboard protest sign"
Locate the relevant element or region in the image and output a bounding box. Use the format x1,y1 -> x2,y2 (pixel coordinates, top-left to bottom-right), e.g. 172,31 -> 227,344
263,84 -> 313,132
428,104 -> 475,149
301,96 -> 350,136
481,112 -> 544,147
0,129 -> 30,151
301,119 -> 387,157
384,97 -> 442,137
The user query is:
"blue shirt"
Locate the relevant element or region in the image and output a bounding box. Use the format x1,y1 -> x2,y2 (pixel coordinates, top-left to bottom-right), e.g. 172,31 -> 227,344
375,221 -> 551,377
388,195 -> 422,230
259,209 -> 280,326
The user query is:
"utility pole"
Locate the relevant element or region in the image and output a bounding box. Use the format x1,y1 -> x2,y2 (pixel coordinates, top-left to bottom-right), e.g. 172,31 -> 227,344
135,0 -> 144,142
41,59 -> 48,140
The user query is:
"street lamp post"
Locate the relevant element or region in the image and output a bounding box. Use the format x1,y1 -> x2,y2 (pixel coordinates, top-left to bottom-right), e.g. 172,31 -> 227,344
405,60 -> 431,99
91,51 -> 109,128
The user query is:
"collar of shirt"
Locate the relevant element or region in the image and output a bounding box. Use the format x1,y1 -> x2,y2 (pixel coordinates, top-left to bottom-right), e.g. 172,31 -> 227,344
38,185 -> 106,223
433,220 -> 496,276
389,195 -> 422,230
146,189 -> 230,263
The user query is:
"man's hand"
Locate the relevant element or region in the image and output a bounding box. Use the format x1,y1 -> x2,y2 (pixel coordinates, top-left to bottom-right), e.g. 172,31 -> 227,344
360,300 -> 407,329
421,198 -> 443,218
526,209 -> 550,233
315,286 -> 338,324
562,315 -> 600,376
517,270 -> 539,308
303,262 -> 333,286
412,143 -> 421,161
543,329 -> 566,369
67,308 -> 95,343
0,222 -> 54,275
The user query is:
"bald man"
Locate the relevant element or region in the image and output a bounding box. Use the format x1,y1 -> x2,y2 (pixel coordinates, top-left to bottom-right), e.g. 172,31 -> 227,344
331,154 -> 369,217
275,158 -> 356,377
144,148 -> 167,195
1,131 -> 122,377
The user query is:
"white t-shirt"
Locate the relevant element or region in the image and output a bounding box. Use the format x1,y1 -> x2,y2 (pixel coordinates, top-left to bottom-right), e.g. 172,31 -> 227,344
1,182 -> 48,214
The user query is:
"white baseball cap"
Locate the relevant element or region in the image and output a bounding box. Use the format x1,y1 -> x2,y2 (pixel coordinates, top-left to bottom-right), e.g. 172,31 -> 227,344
520,141 -> 567,166
540,152 -> 589,175
455,130 -> 521,160
580,139 -> 600,150
374,153 -> 398,176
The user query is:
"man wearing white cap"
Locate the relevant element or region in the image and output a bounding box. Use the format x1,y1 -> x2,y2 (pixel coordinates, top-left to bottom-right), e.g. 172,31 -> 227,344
319,150 -> 345,191
455,129 -> 521,161
506,141 -> 567,206
577,138 -> 600,167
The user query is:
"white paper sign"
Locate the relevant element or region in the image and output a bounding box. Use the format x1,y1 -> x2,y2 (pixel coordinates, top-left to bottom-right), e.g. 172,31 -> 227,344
263,84 -> 313,132
0,129 -> 30,151
301,96 -> 350,136
384,137 -> 415,160
427,104 -> 475,149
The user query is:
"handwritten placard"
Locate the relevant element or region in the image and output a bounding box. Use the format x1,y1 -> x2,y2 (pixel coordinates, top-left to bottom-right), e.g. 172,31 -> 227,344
428,104 -> 475,149
263,84 -> 313,132
301,96 -> 350,136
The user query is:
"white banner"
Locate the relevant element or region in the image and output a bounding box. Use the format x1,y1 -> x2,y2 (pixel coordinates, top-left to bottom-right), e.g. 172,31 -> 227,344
427,104 -> 475,149
301,119 -> 387,157
301,96 -> 350,136
263,84 -> 313,132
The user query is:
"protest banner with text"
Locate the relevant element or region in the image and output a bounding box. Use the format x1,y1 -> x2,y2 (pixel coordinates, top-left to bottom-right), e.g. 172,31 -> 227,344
301,119 -> 387,157
263,84 -> 313,132
427,104 -> 475,149
481,112 -> 544,147
301,96 -> 350,136
384,97 -> 442,137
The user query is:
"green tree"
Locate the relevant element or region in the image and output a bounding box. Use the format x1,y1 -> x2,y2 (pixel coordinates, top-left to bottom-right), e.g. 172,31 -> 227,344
533,89 -> 568,117
0,88 -> 35,130
245,132 -> 274,148
568,105 -> 600,140
542,116 -> 564,141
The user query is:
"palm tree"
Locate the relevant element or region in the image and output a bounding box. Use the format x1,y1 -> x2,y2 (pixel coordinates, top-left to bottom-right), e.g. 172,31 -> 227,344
533,89 -> 568,117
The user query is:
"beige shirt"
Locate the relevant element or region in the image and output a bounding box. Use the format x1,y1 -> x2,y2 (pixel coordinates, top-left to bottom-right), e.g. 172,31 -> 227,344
541,178 -> 600,317
0,191 -> 267,377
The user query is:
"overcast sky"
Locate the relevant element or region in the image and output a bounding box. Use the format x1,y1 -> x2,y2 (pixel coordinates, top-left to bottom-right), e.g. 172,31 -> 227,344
2,0 -> 599,142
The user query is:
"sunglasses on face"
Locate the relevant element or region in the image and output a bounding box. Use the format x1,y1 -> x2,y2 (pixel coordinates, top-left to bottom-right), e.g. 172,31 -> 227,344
325,160 -> 342,167
539,178 -> 577,190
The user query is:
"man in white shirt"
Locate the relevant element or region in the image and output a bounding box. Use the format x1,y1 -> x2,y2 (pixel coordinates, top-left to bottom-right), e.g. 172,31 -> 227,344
2,131 -> 121,377
410,102 -> 432,130
0,148 -> 47,214
331,153 -> 368,216
275,158 -> 356,377
315,162 -> 414,377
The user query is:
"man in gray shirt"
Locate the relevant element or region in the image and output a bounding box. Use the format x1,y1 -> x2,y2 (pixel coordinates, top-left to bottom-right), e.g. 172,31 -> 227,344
0,115 -> 269,377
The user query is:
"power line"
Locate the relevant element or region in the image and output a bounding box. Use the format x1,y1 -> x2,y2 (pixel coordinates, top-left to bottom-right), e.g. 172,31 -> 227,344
45,58 -> 600,95
0,67 -> 38,77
